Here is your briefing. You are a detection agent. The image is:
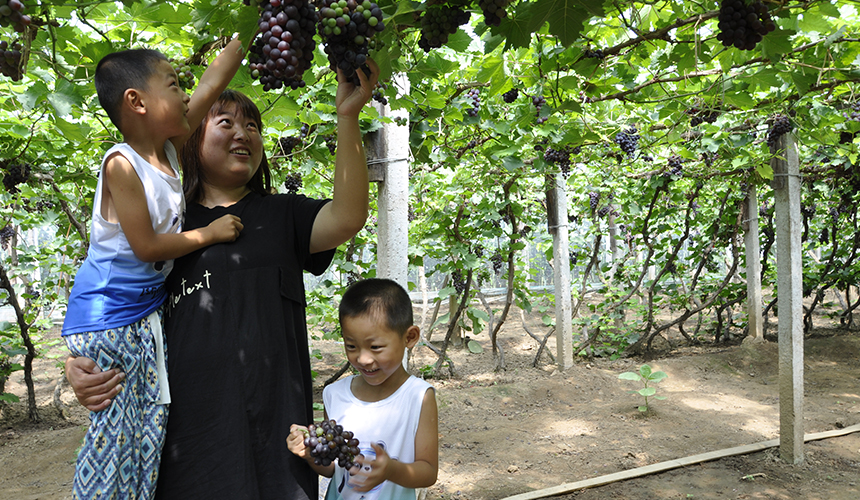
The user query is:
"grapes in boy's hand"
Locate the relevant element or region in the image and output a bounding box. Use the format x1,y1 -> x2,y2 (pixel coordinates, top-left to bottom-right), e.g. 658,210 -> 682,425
304,419 -> 361,469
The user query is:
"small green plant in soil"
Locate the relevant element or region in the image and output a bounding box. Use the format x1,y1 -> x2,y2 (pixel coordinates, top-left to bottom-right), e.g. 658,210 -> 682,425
618,364 -> 667,412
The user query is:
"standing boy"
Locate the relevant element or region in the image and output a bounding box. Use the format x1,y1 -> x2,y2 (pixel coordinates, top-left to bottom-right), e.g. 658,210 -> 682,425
62,37 -> 246,499
288,278 -> 439,500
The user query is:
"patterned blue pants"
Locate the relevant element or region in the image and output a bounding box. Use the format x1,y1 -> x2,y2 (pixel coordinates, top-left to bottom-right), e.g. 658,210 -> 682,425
65,310 -> 168,500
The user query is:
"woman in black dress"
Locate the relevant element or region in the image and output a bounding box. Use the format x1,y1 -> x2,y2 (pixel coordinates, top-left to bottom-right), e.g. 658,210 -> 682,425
66,60 -> 379,499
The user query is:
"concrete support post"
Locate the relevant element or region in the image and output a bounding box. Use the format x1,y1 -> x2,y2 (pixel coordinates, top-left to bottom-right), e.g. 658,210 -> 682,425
771,132 -> 804,464
744,184 -> 764,341
375,73 -> 410,288
547,174 -> 573,370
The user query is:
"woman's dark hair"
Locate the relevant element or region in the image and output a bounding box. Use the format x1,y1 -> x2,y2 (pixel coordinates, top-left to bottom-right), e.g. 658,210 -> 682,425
339,279 -> 414,336
180,89 -> 273,203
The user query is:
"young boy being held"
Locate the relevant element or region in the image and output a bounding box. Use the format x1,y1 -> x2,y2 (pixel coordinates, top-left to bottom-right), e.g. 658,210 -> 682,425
61,38 -> 246,500
288,278 -> 439,500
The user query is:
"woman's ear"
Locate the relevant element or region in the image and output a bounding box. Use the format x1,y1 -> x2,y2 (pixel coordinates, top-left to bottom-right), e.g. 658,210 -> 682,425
405,325 -> 420,349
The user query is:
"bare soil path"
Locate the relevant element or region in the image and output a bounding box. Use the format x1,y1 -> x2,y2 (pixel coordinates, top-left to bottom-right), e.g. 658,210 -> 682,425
2,313 -> 859,500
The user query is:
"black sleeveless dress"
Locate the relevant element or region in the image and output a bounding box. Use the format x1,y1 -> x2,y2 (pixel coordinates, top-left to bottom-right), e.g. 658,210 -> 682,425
156,192 -> 333,500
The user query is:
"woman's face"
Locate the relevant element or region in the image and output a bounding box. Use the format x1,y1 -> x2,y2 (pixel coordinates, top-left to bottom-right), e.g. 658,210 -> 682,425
199,104 -> 264,190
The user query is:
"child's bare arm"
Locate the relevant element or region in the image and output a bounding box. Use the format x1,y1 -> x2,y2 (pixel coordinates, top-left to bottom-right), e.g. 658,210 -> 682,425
170,37 -> 247,152
308,59 -> 379,254
287,424 -> 336,478
105,153 -> 242,262
353,388 -> 439,491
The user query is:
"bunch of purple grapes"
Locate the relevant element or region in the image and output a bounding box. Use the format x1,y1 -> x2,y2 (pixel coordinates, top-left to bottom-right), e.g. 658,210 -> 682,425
502,88 -> 518,103
715,0 -> 776,50
305,419 -> 360,469
585,48 -> 604,59
417,3 -> 471,52
587,191 -> 600,212
278,135 -> 302,156
543,146 -> 572,176
532,94 -> 547,124
766,113 -> 793,149
0,0 -> 31,33
0,39 -> 22,81
247,0 -> 319,91
318,0 -> 384,87
465,88 -> 480,117
490,251 -> 504,274
667,155 -> 683,176
283,171 -> 302,193
0,225 -> 14,250
477,0 -> 512,27
687,105 -> 720,126
613,127 -> 639,156
3,161 -> 30,193
451,269 -> 467,294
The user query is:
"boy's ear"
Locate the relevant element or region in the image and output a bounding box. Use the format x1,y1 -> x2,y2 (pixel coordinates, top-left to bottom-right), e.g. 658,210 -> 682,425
405,325 -> 420,349
123,88 -> 146,117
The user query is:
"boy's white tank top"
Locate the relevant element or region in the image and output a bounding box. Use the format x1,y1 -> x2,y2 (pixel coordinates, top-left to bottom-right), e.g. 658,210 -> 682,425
323,374 -> 434,500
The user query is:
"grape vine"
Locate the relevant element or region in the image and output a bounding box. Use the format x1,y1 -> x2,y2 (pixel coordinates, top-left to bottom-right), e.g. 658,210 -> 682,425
501,88 -> 518,103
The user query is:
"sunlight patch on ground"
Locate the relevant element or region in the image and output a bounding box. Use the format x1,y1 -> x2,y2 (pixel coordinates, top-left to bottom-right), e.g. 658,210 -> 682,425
678,393 -> 779,437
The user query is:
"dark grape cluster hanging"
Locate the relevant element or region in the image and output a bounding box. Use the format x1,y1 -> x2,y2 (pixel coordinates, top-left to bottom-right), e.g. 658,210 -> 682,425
247,0 -> 319,91
0,39 -> 22,81
477,0 -> 513,27
283,171 -> 302,193
715,0 -> 776,50
667,155 -> 683,176
417,3 -> 471,52
0,0 -> 31,33
0,225 -> 14,250
587,191 -> 600,212
766,113 -> 793,149
318,0 -> 385,87
501,88 -> 518,103
278,135 -> 302,156
532,94 -> 547,124
464,88 -> 480,117
543,146 -> 572,176
686,105 -> 720,126
305,419 -> 361,469
613,127 -> 639,156
2,160 -> 30,193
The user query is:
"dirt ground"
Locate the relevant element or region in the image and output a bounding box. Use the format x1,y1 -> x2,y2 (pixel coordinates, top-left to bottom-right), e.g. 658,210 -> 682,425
1,307 -> 859,500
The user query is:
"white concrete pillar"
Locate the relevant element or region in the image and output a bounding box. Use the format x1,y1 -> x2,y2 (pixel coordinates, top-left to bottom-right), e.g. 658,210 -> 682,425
548,174 -> 573,370
772,132 -> 804,464
376,73 -> 410,288
744,184 -> 764,341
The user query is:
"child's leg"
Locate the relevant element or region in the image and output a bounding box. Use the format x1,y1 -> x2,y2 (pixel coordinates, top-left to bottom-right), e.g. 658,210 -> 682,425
65,315 -> 168,500
137,309 -> 168,500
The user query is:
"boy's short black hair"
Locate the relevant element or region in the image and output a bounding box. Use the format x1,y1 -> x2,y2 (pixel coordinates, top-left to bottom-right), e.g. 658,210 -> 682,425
95,49 -> 169,131
339,278 -> 413,335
